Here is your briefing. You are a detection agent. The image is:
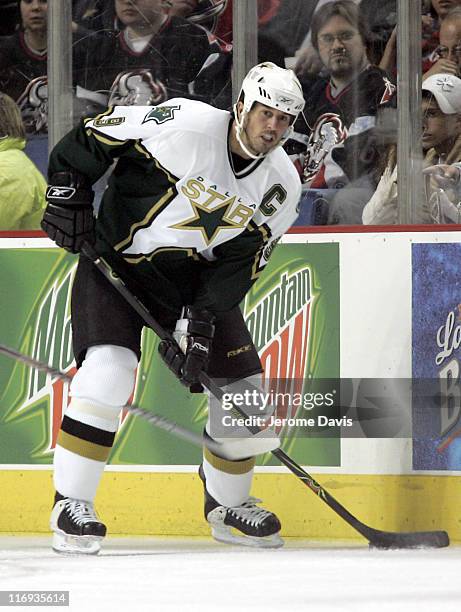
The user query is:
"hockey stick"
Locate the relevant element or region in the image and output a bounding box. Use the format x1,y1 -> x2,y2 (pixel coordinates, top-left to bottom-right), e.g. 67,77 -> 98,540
0,344 -> 230,459
80,242 -> 449,549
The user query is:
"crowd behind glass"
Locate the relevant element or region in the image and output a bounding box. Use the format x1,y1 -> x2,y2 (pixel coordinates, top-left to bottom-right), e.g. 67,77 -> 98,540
2,0 -> 461,228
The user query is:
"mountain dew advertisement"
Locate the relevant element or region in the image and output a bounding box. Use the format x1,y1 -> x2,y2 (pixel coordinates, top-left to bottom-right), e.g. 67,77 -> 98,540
0,243 -> 340,467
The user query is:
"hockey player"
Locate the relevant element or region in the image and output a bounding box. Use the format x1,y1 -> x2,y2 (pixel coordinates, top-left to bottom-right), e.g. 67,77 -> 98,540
41,62 -> 305,554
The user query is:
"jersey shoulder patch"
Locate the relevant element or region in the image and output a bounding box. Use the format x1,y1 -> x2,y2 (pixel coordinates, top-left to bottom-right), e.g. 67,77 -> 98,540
142,104 -> 181,125
140,98 -> 228,135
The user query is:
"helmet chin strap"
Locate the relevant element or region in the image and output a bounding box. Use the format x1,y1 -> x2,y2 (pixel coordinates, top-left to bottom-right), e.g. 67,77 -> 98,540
233,103 -> 263,160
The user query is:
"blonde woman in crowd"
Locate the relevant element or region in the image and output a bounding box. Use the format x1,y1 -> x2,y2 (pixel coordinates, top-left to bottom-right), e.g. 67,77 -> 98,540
0,92 -> 46,230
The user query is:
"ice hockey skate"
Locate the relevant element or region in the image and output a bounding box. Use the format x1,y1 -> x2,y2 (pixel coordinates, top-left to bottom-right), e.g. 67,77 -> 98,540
50,493 -> 107,555
199,465 -> 283,548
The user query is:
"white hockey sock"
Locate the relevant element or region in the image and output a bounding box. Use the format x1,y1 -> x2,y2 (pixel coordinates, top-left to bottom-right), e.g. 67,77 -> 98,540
53,345 -> 138,502
53,399 -> 120,502
203,448 -> 255,508
54,444 -> 106,503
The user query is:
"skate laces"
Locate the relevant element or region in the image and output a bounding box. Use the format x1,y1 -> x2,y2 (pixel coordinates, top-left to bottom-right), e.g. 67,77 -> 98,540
229,497 -> 273,527
65,499 -> 99,526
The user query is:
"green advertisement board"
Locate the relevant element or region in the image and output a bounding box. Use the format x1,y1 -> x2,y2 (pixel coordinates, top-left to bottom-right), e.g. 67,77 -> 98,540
0,243 -> 339,467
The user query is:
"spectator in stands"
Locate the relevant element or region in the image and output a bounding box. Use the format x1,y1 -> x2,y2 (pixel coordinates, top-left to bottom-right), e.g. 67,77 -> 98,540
292,0 -> 396,192
363,74 -> 461,224
425,1 -> 461,73
0,0 -> 49,175
73,0 -> 223,111
0,92 -> 46,230
294,0 -> 360,79
0,0 -> 47,135
379,0 -> 461,77
423,7 -> 461,79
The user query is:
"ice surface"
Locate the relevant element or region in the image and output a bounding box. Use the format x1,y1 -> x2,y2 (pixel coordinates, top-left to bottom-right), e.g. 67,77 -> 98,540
0,536 -> 460,612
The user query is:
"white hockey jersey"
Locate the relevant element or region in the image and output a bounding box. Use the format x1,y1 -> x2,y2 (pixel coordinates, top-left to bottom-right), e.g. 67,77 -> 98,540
49,98 -> 301,312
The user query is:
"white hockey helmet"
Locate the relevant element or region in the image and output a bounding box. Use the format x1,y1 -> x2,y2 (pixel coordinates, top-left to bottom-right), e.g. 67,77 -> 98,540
234,62 -> 305,159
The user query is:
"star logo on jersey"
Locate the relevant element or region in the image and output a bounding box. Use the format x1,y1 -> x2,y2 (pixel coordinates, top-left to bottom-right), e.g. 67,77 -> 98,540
142,104 -> 181,125
171,198 -> 241,245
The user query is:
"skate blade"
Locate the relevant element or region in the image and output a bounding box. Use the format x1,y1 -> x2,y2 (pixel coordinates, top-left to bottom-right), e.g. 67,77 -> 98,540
52,532 -> 103,555
211,526 -> 284,549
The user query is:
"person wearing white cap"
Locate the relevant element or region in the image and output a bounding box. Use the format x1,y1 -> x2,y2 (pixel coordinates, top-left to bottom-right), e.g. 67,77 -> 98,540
422,74 -> 461,147
363,73 -> 461,224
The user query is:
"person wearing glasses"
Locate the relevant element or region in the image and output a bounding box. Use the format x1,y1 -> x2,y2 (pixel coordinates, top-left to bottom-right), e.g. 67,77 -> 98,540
379,1 -> 461,77
424,7 -> 461,80
290,0 -> 395,208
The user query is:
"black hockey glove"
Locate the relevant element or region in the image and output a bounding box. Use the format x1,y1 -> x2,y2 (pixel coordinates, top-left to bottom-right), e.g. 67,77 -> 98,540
158,306 -> 215,388
41,171 -> 95,254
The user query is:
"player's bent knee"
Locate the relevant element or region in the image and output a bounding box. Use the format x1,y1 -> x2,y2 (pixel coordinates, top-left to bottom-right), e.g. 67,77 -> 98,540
71,344 -> 138,407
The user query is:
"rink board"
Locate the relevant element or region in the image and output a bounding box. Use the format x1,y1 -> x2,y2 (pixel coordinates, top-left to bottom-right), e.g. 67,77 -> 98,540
0,469 -> 458,540
0,230 -> 461,540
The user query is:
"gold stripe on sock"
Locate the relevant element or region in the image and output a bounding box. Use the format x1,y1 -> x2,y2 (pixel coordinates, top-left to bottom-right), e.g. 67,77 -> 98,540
57,430 -> 112,462
204,447 -> 256,475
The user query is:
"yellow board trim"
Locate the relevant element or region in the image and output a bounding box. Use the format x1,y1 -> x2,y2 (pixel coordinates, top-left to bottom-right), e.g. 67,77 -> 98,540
1,471 -> 459,541
57,431 -> 111,462
204,447 -> 256,475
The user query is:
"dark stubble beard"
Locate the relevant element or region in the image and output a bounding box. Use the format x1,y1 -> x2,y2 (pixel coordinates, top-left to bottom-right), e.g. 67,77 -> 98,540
328,54 -> 353,80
